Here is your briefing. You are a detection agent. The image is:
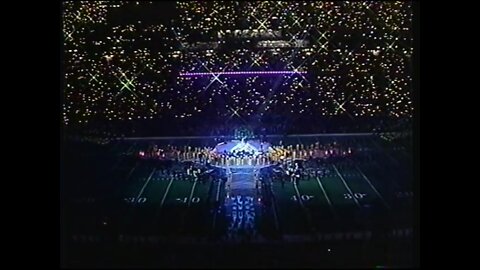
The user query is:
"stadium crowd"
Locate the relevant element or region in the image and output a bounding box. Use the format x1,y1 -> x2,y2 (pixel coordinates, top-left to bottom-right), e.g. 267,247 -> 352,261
63,1 -> 413,137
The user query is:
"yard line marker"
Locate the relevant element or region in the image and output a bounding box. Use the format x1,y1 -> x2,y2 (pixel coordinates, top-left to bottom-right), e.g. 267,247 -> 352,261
125,162 -> 139,180
187,179 -> 198,207
179,179 -> 199,233
332,165 -> 361,208
126,142 -> 137,155
368,152 -> 402,190
354,165 -> 391,210
293,182 -> 305,208
294,182 -> 317,236
135,168 -> 155,201
215,179 -> 222,202
160,178 -> 174,208
270,185 -> 280,232
370,137 -> 400,167
212,180 -> 223,232
315,177 -> 337,217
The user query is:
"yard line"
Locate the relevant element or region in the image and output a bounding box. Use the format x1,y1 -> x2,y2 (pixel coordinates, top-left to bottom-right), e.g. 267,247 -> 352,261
119,167 -> 154,232
293,182 -> 317,235
212,180 -> 223,232
135,168 -> 156,201
332,165 -> 361,208
370,137 -> 400,167
125,162 -> 139,181
367,151 -> 402,190
110,161 -> 139,210
187,179 -> 198,207
125,143 -> 133,155
160,178 -> 174,208
212,214 -> 217,232
215,179 -> 222,202
126,142 -> 137,155
179,179 -> 199,232
354,165 -> 391,210
315,177 -> 337,217
270,185 -> 280,232
293,182 -> 306,208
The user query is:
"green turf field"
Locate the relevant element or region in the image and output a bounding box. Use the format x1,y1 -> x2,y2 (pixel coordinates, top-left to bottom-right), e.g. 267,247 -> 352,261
64,135 -> 413,242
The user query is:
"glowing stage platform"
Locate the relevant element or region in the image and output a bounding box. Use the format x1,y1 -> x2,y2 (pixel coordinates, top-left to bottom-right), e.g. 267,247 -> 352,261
210,139 -> 274,169
213,139 -> 272,156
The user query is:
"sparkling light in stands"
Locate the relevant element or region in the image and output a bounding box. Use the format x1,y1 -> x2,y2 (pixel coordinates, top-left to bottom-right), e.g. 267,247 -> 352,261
179,70 -> 308,77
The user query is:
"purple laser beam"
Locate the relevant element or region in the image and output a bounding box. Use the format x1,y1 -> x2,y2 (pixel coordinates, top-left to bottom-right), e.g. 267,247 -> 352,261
179,70 -> 307,76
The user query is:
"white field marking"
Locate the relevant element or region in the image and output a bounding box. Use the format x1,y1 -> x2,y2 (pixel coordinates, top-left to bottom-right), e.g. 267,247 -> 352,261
125,162 -> 139,180
216,180 -> 222,202
368,147 -> 402,190
293,182 -> 305,208
354,165 -> 391,210
160,178 -> 174,208
370,137 -> 400,167
315,177 -> 336,216
126,142 -> 138,155
135,168 -> 156,202
125,143 -> 134,154
332,165 -> 361,208
293,181 -> 317,234
212,180 -> 224,230
187,180 -> 198,207
270,186 -> 280,231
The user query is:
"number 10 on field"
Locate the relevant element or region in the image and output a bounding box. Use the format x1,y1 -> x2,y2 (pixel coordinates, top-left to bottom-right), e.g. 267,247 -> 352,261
176,197 -> 200,203
291,195 -> 314,202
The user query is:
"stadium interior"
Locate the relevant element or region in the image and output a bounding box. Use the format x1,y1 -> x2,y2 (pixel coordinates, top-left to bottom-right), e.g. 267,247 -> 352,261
61,1 -> 416,268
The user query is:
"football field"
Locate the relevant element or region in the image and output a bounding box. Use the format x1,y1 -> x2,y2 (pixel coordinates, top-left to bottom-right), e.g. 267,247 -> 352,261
64,134 -> 413,243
